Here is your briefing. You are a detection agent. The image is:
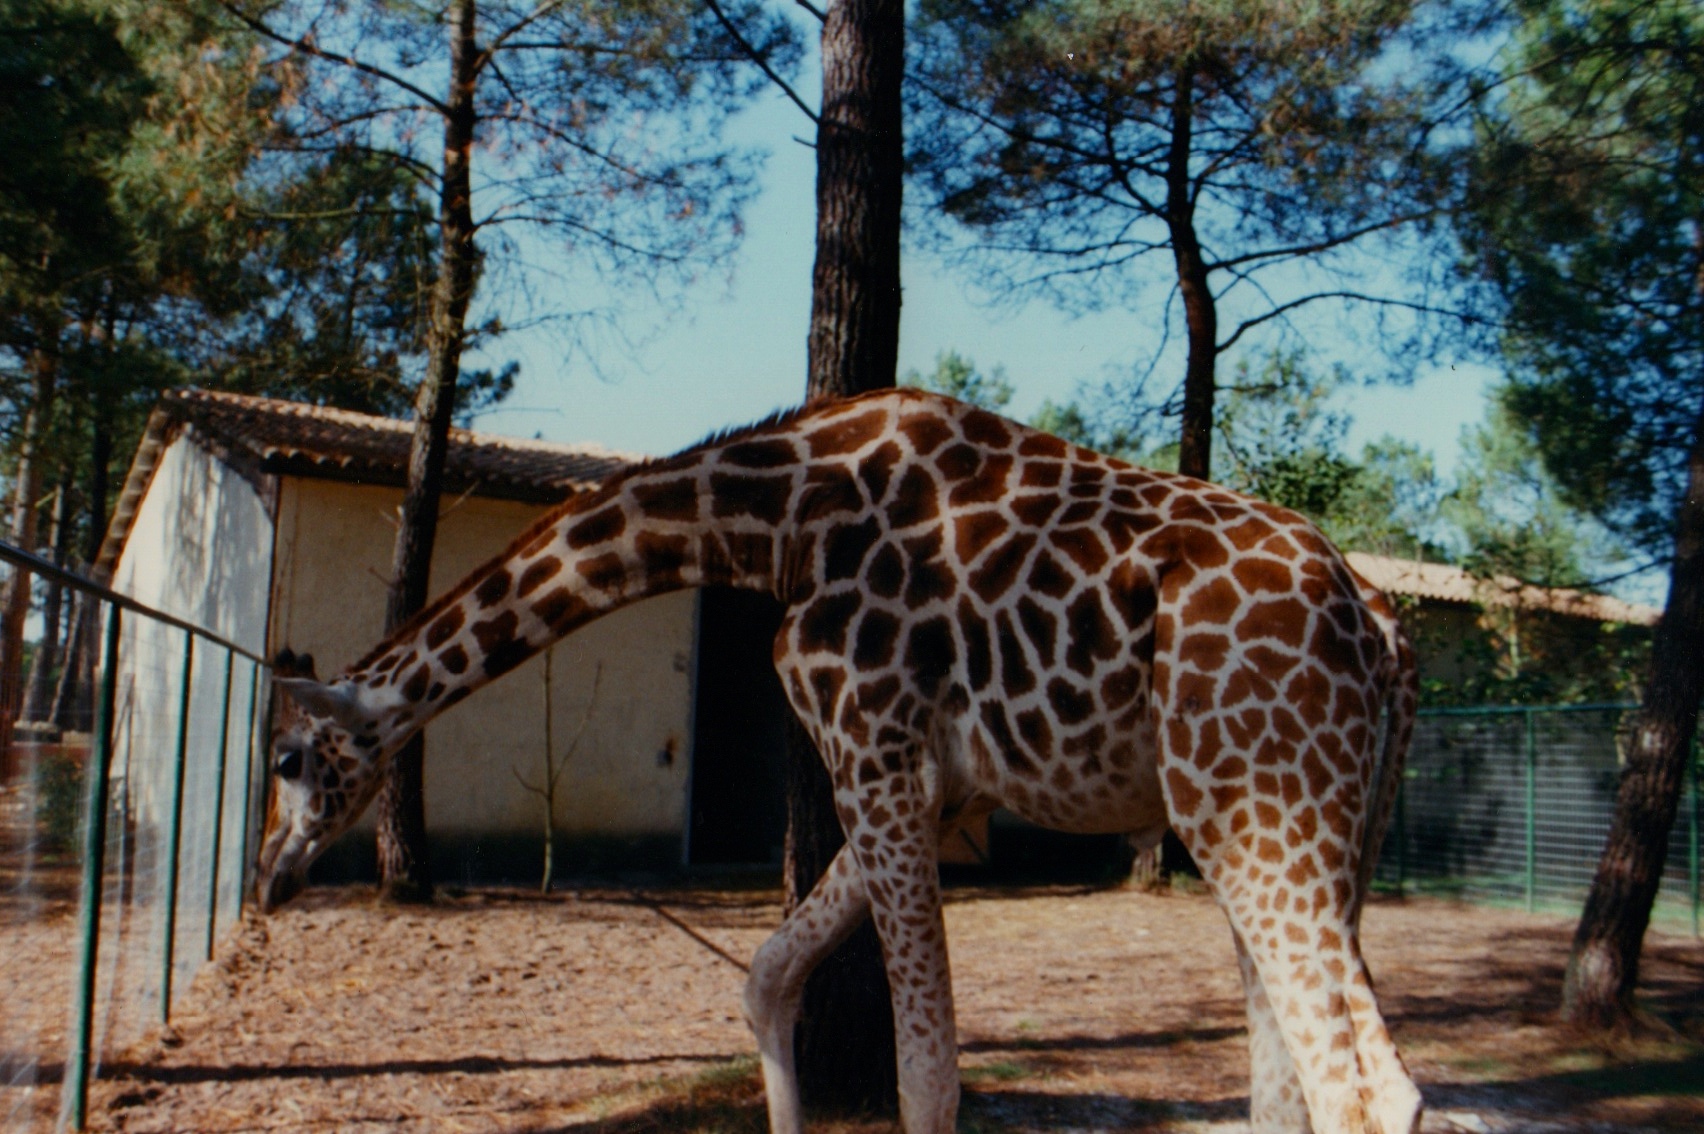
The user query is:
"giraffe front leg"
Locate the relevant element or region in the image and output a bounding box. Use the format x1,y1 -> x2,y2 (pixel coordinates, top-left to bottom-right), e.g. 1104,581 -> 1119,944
834,764 -> 959,1134
743,844 -> 871,1134
1233,929 -> 1311,1134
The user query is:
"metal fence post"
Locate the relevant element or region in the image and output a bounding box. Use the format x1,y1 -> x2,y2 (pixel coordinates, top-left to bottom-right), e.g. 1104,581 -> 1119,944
1394,770 -> 1407,897
205,649 -> 236,960
159,630 -> 195,1024
237,658 -> 263,905
62,605 -> 122,1131
1524,708 -> 1537,913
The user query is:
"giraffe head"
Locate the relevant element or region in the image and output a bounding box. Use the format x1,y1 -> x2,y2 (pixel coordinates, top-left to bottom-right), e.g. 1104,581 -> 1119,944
254,649 -> 398,912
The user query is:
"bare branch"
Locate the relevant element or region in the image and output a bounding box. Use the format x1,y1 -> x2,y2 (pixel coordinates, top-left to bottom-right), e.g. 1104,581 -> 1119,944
550,662 -> 602,789
511,764 -> 546,797
1205,211 -> 1438,274
480,0 -> 570,62
239,205 -> 426,223
1217,291 -> 1482,353
477,208 -> 694,264
703,0 -> 819,125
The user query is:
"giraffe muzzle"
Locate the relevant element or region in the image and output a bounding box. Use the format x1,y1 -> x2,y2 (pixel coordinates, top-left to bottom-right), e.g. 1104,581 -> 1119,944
257,866 -> 305,914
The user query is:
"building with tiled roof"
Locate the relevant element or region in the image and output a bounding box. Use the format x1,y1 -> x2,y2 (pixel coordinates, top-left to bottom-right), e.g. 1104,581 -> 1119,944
1346,552 -> 1659,628
102,389 -> 784,884
1343,552 -> 1655,704
99,388 -> 639,574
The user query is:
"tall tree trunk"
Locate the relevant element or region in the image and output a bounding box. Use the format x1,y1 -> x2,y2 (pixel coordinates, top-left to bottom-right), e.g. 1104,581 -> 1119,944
51,393 -> 110,733
805,0 -> 904,401
787,0 -> 904,1115
2,328 -> 60,751
1165,65 -> 1217,484
1141,65 -> 1216,883
374,0 -> 480,903
1562,399 -> 1704,1029
21,474 -> 73,723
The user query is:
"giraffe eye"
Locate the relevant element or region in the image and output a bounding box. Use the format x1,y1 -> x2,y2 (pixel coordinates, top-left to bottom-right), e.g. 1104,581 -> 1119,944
275,748 -> 304,781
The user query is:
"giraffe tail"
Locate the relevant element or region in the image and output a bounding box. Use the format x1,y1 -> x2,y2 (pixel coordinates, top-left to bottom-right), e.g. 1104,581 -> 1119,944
1355,604 -> 1418,924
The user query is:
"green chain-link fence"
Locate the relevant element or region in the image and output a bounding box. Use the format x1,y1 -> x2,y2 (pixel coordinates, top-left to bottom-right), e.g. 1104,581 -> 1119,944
1379,704 -> 1702,935
1,541 -> 269,1132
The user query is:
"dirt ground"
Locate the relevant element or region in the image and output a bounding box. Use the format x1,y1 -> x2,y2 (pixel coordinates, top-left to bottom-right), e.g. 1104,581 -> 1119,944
20,882 -> 1686,1134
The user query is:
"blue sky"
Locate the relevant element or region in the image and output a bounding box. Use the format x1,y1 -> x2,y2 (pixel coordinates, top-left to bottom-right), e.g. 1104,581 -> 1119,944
465,71 -> 1496,475
462,86 -> 1677,610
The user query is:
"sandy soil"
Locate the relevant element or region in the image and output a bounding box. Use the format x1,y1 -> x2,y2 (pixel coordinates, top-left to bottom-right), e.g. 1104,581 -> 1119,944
32,882 -> 1698,1134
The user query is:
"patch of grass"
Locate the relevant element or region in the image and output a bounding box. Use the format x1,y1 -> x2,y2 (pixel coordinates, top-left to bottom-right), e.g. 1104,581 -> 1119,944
690,1056 -> 762,1094
561,1057 -> 768,1134
1443,1054 -> 1519,1080
1167,873 -> 1208,896
961,1061 -> 1032,1084
1008,1018 -> 1047,1051
1440,1035 -> 1704,1107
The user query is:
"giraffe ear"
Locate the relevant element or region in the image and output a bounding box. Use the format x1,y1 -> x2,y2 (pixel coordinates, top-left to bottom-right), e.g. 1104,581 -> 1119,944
274,677 -> 360,725
273,649 -> 318,680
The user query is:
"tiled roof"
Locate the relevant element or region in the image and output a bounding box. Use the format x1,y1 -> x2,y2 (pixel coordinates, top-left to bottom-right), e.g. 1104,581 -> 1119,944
158,387 -> 639,500
1346,551 -> 1660,627
97,388 -> 640,579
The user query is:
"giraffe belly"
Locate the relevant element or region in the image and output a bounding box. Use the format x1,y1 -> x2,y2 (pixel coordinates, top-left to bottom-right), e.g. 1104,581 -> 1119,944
960,712 -> 1167,839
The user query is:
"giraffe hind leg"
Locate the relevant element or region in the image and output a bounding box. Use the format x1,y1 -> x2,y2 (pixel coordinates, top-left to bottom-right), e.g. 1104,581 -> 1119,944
1232,925 -> 1417,1134
1158,726 -> 1420,1134
1234,929 -> 1312,1134
743,843 -> 870,1134
1200,854 -> 1419,1134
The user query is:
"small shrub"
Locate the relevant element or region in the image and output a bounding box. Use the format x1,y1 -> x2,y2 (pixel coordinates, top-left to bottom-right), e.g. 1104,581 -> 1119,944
34,749 -> 84,852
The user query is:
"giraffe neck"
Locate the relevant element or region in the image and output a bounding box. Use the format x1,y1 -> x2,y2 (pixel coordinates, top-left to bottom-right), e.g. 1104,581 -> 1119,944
342,438 -> 808,749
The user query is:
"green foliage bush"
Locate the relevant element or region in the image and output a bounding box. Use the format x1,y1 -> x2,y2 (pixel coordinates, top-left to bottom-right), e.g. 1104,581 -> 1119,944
33,750 -> 84,853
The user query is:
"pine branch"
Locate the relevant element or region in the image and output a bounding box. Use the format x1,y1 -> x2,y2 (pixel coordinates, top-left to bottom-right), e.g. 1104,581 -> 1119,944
703,0 -> 818,125
213,1 -> 450,116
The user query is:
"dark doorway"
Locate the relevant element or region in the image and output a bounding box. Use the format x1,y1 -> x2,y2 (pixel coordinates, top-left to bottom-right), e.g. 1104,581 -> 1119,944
688,588 -> 789,865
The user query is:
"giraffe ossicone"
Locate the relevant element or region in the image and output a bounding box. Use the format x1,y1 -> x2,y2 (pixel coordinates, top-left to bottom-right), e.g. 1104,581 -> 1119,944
254,388 -> 1423,1134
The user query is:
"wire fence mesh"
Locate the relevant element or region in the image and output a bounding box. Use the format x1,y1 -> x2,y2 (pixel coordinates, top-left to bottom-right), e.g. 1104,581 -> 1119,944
1377,704 -> 1702,933
1,546 -> 267,1133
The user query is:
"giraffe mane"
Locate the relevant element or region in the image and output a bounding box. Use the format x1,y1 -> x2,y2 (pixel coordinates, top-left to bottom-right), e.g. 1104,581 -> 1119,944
343,397 -> 834,676
663,399 -> 817,461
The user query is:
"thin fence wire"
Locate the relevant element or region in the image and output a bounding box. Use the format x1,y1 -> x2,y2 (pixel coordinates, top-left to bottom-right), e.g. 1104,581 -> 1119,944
1379,704 -> 1702,934
0,544 -> 267,1133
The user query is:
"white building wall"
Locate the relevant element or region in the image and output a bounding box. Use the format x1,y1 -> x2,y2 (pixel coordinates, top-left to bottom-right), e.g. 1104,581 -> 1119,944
269,477 -> 696,839
110,434 -> 273,652
107,433 -> 274,1017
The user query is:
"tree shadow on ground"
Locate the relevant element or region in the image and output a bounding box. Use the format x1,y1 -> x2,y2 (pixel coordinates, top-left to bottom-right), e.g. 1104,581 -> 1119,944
512,1046 -> 1704,1134
514,1065 -> 1249,1134
1378,919 -> 1704,1039
961,1024 -> 1247,1057
93,1050 -> 732,1088
961,1087 -> 1247,1131
1422,1049 -> 1704,1130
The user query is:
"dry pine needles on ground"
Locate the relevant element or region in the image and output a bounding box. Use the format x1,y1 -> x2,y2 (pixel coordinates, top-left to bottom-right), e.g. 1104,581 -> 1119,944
68,885 -> 1704,1134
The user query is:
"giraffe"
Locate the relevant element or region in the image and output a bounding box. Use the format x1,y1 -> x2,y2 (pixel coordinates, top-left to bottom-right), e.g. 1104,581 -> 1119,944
255,387 -> 1422,1134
